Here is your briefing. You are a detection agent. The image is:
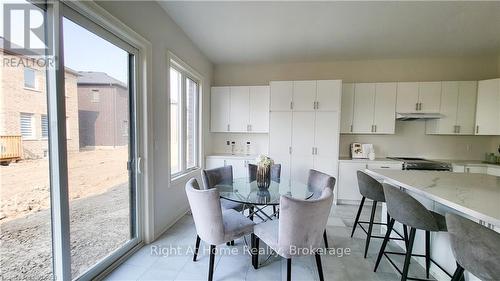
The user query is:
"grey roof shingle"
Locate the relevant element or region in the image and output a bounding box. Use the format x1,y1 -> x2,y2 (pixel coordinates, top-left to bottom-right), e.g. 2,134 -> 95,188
77,71 -> 127,88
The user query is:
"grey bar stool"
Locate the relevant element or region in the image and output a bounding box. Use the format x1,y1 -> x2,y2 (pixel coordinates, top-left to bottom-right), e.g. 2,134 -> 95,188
351,171 -> 408,258
446,213 -> 500,281
375,184 -> 451,281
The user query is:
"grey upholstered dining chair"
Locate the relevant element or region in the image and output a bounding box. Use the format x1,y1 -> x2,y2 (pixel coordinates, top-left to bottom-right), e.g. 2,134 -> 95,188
253,188 -> 334,281
202,165 -> 245,212
185,178 -> 255,281
446,213 -> 500,281
248,163 -> 282,182
306,169 -> 336,248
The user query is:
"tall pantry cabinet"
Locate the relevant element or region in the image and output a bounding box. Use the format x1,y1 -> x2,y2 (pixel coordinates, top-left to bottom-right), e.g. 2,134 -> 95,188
269,80 -> 342,185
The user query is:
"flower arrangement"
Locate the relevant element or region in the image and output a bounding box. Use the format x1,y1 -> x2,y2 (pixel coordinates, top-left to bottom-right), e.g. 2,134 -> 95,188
256,154 -> 274,167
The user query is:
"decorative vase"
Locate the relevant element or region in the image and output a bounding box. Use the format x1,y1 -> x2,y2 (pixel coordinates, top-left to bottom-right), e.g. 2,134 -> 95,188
256,164 -> 271,189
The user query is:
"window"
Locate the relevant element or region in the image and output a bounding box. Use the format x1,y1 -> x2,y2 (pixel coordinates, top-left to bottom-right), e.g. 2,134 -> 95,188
170,59 -> 200,178
41,115 -> 48,138
91,89 -> 100,102
24,68 -> 37,89
20,113 -> 35,138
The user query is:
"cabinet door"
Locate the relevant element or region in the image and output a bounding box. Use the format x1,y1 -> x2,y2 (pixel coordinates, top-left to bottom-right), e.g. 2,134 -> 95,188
293,81 -> 317,111
211,87 -> 230,132
225,159 -> 247,178
418,82 -> 441,113
452,164 -> 465,173
269,112 -> 292,180
316,80 -> 341,111
249,86 -> 270,132
396,82 -> 419,113
456,81 -> 477,135
340,83 -> 355,133
373,83 -> 397,134
229,86 -> 250,132
270,81 -> 293,111
475,79 -> 500,135
487,167 -> 500,177
338,162 -> 366,201
314,111 -> 340,178
352,83 -> 376,133
291,112 -> 315,184
205,158 -> 225,170
429,81 -> 458,135
465,166 -> 487,174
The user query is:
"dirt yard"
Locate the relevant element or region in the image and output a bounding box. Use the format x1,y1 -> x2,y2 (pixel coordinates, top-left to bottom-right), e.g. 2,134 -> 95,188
0,148 -> 131,280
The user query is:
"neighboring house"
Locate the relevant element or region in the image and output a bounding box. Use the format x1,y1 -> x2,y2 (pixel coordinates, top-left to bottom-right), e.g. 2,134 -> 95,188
77,71 -> 129,149
0,48 -> 80,160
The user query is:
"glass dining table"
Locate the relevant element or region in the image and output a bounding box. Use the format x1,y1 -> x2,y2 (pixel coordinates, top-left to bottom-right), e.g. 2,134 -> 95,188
215,177 -> 315,221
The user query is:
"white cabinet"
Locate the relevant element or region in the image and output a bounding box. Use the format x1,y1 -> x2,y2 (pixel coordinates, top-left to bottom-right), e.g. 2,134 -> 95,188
475,78 -> 500,135
465,166 -> 488,174
249,86 -> 270,132
341,83 -> 355,133
396,82 -> 441,113
270,80 -> 342,112
270,81 -> 293,111
337,160 -> 402,203
487,166 -> 500,176
452,164 -> 465,173
342,82 -> 396,134
269,80 -> 341,185
211,86 -> 270,133
352,83 -> 376,133
293,81 -> 316,111
338,162 -> 366,202
426,81 -> 477,135
229,86 -> 250,132
205,156 -> 255,179
211,87 -> 230,132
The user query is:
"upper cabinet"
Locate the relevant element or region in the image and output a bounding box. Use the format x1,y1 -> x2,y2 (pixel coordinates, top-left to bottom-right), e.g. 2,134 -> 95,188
211,86 -> 270,133
475,78 -> 500,135
396,82 -> 441,113
270,80 -> 341,112
342,82 -> 397,134
426,81 -> 477,135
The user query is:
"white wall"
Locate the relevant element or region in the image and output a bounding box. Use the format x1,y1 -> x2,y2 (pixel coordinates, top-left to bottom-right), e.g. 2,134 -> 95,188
213,56 -> 499,160
97,1 -> 213,239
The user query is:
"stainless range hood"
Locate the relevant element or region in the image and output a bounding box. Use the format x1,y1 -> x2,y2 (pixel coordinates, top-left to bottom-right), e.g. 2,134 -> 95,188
396,113 -> 444,121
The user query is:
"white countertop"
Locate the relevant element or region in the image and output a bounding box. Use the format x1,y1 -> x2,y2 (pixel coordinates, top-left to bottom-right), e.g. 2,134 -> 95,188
365,169 -> 500,226
206,154 -> 257,160
434,159 -> 500,168
338,157 -> 403,164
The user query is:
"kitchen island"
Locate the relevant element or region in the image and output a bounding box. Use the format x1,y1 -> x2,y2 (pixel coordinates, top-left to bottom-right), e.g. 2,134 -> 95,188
364,169 -> 500,281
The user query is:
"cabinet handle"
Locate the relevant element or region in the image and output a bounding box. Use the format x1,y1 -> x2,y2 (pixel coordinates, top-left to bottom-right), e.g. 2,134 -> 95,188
227,124 -> 230,131
312,147 -> 315,155
315,101 -> 319,110
380,166 -> 390,169
289,147 -> 292,154
476,125 -> 479,134
415,103 -> 419,111
374,125 -> 377,132
350,125 -> 353,132
290,101 -> 293,110
315,147 -> 318,155
419,103 -> 422,111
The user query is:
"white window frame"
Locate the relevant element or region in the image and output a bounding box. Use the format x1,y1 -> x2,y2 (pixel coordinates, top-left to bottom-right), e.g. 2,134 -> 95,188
23,67 -> 38,90
168,52 -> 202,182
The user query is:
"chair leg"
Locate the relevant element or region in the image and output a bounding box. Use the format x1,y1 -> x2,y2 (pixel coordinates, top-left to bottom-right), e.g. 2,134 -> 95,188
193,235 -> 201,262
351,196 -> 366,237
401,228 -> 416,281
403,224 -> 409,249
315,252 -> 325,281
364,200 -> 377,258
249,206 -> 254,221
451,264 -> 465,281
323,230 -> 329,248
287,258 -> 292,281
208,245 -> 216,281
252,233 -> 259,269
374,218 -> 395,272
425,231 -> 430,278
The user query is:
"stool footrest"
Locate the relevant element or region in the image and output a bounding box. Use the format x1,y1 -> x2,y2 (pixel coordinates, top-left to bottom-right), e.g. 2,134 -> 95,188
383,251 -> 453,280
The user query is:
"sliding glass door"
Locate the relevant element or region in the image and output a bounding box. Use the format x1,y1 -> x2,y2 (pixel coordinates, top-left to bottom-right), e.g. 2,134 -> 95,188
1,2 -> 141,280
61,7 -> 139,279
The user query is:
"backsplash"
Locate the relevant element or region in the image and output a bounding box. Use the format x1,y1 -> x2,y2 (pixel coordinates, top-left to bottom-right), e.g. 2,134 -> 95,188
209,133 -> 269,155
340,121 -> 498,160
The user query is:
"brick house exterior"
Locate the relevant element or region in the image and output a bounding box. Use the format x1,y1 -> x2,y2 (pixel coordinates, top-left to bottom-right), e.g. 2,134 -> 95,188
77,72 -> 129,149
1,49 -> 80,159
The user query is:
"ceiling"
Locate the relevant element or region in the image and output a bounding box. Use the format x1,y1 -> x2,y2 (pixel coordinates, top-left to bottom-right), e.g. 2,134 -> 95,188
159,1 -> 500,65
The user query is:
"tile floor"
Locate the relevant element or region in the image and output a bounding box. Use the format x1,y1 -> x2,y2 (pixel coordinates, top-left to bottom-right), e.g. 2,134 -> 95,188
105,204 -> 432,281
